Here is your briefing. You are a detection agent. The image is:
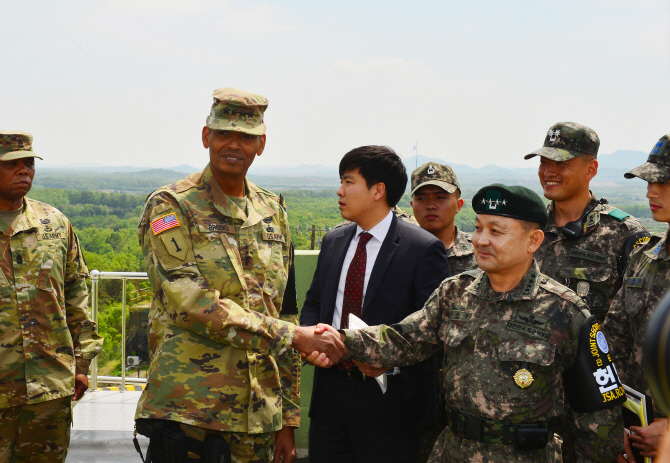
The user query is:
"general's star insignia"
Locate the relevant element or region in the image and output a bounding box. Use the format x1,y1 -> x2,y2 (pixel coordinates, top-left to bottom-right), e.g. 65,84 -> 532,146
514,369 -> 534,388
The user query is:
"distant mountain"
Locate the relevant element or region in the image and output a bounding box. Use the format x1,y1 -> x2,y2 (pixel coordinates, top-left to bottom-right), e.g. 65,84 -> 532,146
37,161 -> 199,174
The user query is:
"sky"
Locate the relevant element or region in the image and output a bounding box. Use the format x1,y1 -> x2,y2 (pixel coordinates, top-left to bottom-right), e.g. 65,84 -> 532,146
2,0 -> 669,169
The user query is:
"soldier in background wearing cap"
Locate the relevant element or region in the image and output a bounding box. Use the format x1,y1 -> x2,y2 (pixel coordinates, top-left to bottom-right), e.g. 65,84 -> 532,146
409,162 -> 477,463
0,132 -> 103,462
410,162 -> 477,275
603,135 -> 670,461
525,122 -> 649,462
525,122 -> 649,322
134,88 -> 348,463
318,184 -> 624,461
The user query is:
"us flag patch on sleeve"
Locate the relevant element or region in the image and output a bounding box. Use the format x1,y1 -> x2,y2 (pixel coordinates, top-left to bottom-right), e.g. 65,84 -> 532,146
151,213 -> 180,235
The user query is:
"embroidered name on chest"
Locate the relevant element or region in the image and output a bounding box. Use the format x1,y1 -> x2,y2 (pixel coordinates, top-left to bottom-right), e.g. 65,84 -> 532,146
262,231 -> 284,242
569,249 -> 608,264
208,223 -> 235,233
506,311 -> 551,341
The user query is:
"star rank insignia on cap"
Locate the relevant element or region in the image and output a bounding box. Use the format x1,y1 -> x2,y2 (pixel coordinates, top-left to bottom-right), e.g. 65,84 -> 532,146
548,129 -> 561,142
514,369 -> 534,388
427,164 -> 435,174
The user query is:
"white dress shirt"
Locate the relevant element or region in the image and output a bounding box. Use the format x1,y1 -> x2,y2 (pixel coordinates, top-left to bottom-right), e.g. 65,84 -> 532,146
331,210 -> 394,329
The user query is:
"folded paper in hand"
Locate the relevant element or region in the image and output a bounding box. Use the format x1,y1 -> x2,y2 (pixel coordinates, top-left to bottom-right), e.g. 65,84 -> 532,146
348,314 -> 388,394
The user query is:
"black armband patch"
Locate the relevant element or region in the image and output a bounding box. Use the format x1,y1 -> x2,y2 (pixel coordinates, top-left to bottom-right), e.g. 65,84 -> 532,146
563,316 -> 626,413
619,231 -> 651,273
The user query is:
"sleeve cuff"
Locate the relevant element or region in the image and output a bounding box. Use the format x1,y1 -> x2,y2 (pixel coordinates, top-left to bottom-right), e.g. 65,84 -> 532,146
282,409 -> 300,428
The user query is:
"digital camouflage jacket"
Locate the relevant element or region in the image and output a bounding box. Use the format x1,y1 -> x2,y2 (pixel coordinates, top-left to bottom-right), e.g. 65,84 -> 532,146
343,262 -> 622,462
135,165 -> 298,434
446,227 -> 477,276
535,195 -> 649,323
0,198 -> 102,409
603,230 -> 670,417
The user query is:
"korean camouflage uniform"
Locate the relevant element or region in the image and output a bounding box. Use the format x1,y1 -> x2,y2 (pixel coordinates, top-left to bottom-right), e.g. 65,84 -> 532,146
603,232 -> 669,417
0,198 -> 103,462
343,262 -> 623,462
535,196 -> 649,323
135,165 -> 299,458
602,134 -> 670,419
446,227 -> 476,275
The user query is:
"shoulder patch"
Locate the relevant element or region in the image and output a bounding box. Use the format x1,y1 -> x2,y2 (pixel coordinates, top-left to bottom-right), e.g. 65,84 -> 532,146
151,213 -> 180,235
608,208 -> 630,221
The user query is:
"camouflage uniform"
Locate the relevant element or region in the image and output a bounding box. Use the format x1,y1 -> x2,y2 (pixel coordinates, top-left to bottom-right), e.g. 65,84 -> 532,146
535,196 -> 649,323
0,131 -> 103,462
603,232 -> 669,416
525,123 -> 648,461
446,227 -> 476,275
523,123 -> 650,323
343,263 -> 623,462
136,88 -> 299,463
410,162 -> 476,276
602,134 -> 670,418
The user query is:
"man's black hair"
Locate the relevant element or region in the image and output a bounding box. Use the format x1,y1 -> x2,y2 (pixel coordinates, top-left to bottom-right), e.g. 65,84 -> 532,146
339,145 -> 407,207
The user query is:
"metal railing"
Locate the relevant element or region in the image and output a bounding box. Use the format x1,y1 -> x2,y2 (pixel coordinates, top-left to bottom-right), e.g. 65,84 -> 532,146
89,270 -> 149,392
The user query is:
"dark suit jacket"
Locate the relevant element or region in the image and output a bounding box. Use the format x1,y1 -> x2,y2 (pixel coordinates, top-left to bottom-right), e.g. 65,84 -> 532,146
300,214 -> 450,433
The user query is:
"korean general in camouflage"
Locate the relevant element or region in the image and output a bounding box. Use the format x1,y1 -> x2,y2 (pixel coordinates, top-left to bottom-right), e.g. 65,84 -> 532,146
335,184 -> 624,462
0,131 -> 103,463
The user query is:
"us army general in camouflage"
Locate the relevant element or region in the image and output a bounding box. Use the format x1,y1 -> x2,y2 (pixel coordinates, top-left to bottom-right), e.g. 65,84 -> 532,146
0,131 -> 103,463
135,88 -> 304,463
336,184 -> 624,462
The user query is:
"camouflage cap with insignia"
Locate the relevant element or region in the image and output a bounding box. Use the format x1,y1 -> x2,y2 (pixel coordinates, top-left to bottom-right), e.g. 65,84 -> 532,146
472,183 -> 549,226
625,134 -> 670,183
206,87 -> 268,135
525,122 -> 600,161
411,162 -> 460,195
0,131 -> 43,161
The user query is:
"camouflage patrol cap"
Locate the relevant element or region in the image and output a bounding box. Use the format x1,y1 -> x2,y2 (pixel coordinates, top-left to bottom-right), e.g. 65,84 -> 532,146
473,183 -> 548,226
206,87 -> 268,135
525,122 -> 600,161
411,162 -> 460,195
0,131 -> 43,161
625,134 -> 670,183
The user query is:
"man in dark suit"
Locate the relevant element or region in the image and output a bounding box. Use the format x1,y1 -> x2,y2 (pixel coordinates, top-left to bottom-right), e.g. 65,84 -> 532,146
300,145 -> 450,463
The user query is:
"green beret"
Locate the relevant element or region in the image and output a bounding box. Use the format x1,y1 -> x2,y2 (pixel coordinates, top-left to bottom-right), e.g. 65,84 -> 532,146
472,184 -> 548,226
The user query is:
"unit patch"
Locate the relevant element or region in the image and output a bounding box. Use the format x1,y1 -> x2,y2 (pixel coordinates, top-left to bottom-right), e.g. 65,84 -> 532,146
151,213 -> 180,235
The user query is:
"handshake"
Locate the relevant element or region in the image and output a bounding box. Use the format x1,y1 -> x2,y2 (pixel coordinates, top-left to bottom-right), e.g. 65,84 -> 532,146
292,324 -> 346,368
291,324 -> 387,378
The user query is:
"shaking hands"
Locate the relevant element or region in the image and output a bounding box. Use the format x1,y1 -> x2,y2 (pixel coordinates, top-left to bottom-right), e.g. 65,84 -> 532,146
292,323 -> 346,368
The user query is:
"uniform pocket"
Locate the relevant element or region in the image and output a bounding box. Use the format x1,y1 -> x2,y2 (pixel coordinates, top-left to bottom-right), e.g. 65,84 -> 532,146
498,338 -> 556,366
440,321 -> 472,348
36,241 -> 66,298
559,267 -> 611,283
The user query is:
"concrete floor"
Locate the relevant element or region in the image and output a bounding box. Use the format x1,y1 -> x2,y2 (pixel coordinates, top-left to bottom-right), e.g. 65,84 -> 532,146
67,390 -> 308,462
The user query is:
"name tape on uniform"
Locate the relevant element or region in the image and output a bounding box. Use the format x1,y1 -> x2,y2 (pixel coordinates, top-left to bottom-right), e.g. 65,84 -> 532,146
262,231 -> 284,242
151,213 -> 180,235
